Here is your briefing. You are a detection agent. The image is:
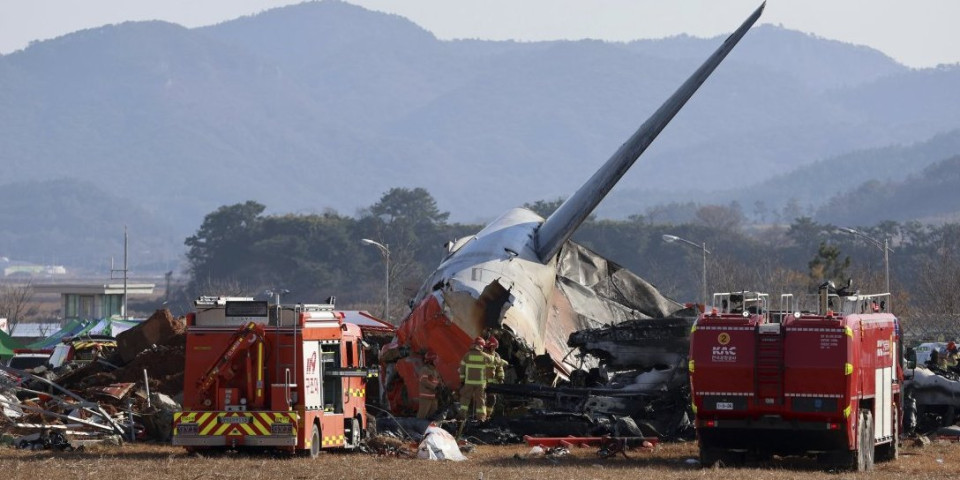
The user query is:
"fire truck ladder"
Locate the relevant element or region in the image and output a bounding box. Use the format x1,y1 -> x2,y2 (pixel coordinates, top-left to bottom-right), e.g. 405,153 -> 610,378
196,322 -> 266,402
272,305 -> 298,408
755,323 -> 785,405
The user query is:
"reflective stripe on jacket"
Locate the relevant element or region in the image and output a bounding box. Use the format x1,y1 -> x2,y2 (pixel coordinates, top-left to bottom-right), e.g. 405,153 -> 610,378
459,350 -> 490,385
485,351 -> 505,383
419,366 -> 439,398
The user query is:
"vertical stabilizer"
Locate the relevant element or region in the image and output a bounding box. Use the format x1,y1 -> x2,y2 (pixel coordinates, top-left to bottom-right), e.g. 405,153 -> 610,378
535,3 -> 765,262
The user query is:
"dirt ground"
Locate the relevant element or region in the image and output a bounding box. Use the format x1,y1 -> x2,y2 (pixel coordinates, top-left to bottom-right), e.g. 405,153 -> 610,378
1,439 -> 957,480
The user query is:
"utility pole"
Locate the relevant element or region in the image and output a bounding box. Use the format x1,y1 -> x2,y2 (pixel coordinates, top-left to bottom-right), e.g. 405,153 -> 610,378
662,234 -> 712,308
361,239 -> 391,323
838,227 -> 894,311
111,227 -> 129,319
164,271 -> 173,305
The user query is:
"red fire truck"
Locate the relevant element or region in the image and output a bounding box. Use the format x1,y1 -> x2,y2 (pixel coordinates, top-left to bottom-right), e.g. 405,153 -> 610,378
689,286 -> 901,471
172,297 -> 378,457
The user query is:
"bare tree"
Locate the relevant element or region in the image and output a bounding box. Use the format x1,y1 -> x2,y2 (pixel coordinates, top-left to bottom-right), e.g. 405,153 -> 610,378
696,204 -> 745,231
364,232 -> 423,324
914,254 -> 960,315
193,277 -> 251,298
707,254 -> 809,310
0,281 -> 38,333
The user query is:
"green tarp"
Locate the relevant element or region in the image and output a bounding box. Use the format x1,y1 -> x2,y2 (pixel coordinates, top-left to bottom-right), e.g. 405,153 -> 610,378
1,318 -> 144,358
0,329 -> 25,359
23,319 -> 88,350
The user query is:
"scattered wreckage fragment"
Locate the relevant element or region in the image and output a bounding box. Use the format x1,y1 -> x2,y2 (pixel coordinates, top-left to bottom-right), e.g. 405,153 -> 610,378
524,434 -> 657,459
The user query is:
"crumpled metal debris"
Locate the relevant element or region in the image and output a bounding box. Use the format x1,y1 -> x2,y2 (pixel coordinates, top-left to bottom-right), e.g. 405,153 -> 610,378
363,433 -> 416,457
13,430 -> 80,451
0,310 -> 187,450
478,315 -> 696,443
905,365 -> 960,435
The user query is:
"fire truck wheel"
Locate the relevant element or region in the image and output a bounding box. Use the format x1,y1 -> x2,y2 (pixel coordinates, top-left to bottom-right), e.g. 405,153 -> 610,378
346,417 -> 361,449
310,424 -> 321,458
876,409 -> 899,462
854,409 -> 875,472
699,447 -> 742,467
699,447 -> 721,467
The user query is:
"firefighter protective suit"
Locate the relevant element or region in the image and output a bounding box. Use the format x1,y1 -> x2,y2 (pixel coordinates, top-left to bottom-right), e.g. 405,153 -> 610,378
459,342 -> 493,421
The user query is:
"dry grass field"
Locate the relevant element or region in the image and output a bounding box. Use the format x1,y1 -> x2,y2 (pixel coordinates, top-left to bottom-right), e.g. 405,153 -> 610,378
1,439 -> 957,480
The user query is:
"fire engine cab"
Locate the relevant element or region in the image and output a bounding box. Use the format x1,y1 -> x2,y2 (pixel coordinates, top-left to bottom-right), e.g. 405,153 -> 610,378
689,285 -> 901,471
172,297 -> 376,457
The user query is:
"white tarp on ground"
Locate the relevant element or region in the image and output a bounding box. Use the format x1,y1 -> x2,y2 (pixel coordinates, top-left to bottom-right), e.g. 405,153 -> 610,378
417,425 -> 466,461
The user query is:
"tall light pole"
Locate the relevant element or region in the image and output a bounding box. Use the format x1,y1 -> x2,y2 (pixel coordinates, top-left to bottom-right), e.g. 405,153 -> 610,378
663,234 -> 711,307
838,227 -> 893,297
361,239 -> 390,322
265,289 -> 290,322
110,226 -> 129,320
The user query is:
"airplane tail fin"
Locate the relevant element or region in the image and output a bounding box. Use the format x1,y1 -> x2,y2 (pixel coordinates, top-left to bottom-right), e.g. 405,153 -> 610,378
535,2 -> 765,262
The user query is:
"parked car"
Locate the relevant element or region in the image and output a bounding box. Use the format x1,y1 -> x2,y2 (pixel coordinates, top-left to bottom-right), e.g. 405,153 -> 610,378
5,349 -> 53,371
48,335 -> 117,369
914,342 -> 949,368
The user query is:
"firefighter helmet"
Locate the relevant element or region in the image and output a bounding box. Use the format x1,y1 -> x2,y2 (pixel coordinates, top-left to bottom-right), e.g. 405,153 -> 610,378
473,337 -> 487,348
486,336 -> 499,350
949,341 -> 957,353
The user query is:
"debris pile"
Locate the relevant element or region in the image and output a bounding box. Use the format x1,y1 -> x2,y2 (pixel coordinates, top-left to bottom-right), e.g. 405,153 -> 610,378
478,315 -> 696,442
905,364 -> 960,436
0,309 -> 186,450
363,433 -> 416,457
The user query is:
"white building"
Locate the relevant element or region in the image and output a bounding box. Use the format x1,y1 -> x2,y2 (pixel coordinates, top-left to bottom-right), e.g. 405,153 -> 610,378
34,283 -> 156,320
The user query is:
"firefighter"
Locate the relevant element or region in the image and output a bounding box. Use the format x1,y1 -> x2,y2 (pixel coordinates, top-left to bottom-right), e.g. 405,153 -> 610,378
947,342 -> 960,369
484,335 -> 506,414
459,337 -> 493,421
417,352 -> 442,419
928,349 -> 944,370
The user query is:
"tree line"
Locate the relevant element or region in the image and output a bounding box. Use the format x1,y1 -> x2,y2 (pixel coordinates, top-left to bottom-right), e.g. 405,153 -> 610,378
177,188 -> 960,327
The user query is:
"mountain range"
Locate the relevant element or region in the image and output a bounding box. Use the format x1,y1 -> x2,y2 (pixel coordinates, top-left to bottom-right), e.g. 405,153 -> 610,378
2,1 -> 959,269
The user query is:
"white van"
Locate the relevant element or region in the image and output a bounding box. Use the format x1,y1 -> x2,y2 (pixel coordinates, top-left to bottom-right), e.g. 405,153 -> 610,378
914,342 -> 948,367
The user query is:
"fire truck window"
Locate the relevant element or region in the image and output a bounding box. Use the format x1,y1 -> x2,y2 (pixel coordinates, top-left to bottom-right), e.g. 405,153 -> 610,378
346,341 -> 354,367
322,346 -> 342,413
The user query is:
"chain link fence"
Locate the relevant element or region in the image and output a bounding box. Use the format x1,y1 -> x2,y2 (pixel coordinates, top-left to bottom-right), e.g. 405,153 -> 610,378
900,314 -> 960,345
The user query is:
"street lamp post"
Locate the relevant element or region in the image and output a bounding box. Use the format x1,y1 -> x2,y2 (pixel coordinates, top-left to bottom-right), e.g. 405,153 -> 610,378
264,289 -> 290,323
838,227 -> 893,297
361,239 -> 391,322
662,234 -> 711,307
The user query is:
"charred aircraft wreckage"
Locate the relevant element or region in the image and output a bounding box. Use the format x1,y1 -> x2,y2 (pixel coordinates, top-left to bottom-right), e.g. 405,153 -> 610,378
380,3 -> 765,438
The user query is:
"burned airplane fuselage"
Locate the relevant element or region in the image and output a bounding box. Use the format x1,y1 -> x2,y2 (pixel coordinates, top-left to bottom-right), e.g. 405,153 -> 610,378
392,209 -> 557,394
391,209 -> 687,405
419,208 -> 555,356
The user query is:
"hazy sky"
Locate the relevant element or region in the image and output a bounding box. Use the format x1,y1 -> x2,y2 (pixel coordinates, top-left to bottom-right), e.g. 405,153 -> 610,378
0,0 -> 956,68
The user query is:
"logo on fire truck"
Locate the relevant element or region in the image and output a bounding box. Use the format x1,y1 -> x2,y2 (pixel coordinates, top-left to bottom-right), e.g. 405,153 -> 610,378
876,339 -> 891,357
306,351 -> 318,373
712,332 -> 737,362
